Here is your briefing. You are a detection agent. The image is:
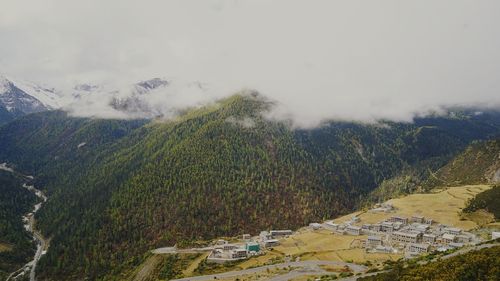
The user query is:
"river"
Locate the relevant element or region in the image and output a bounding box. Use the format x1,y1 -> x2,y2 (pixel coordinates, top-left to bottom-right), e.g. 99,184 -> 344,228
1,163 -> 49,281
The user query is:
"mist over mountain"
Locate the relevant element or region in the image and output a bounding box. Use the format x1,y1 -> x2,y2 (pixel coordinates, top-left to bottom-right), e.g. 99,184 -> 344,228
2,1 -> 500,127
2,73 -> 500,130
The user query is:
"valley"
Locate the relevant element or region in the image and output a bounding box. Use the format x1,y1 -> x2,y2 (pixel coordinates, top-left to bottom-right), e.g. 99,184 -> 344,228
0,95 -> 499,280
2,3 -> 500,280
1,164 -> 49,281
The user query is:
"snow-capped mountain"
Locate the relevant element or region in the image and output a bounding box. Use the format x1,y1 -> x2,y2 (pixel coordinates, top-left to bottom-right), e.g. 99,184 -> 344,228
0,74 -> 213,123
110,78 -> 170,116
67,78 -> 174,119
0,75 -> 63,124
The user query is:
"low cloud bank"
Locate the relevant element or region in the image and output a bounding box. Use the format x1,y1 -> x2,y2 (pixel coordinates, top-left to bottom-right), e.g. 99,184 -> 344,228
1,0 -> 500,127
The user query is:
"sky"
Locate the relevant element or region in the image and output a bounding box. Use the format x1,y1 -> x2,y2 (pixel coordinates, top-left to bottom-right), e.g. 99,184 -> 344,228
1,0 -> 500,127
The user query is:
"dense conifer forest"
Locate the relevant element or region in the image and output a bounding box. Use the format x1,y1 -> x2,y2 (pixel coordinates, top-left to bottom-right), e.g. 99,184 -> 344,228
464,185 -> 500,220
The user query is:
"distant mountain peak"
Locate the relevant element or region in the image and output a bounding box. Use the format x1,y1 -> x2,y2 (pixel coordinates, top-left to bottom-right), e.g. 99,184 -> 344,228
0,74 -> 62,109
74,83 -> 100,92
136,78 -> 169,91
0,74 -> 65,124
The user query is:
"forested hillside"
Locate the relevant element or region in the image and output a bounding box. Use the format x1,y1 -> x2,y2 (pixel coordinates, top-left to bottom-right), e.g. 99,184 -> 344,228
463,185 -> 500,221
1,94 -> 500,280
0,170 -> 37,280
425,139 -> 500,187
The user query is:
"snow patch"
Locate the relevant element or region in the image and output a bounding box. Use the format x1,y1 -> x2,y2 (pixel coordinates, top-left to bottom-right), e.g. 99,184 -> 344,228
0,162 -> 14,173
0,74 -> 63,109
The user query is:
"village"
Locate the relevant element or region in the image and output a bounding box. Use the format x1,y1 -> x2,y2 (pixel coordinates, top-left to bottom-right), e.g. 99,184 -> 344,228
322,203 -> 480,257
204,202 -> 491,263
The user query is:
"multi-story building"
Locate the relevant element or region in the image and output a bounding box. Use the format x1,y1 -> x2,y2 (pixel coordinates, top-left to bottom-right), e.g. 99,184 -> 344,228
424,218 -> 434,225
422,234 -> 436,243
366,236 -> 383,247
260,231 -> 271,241
381,222 -> 394,233
442,233 -> 456,244
263,239 -> 280,248
444,227 -> 462,235
411,215 -> 425,223
230,249 -> 248,259
374,245 -> 394,253
410,223 -> 430,233
370,224 -> 382,232
223,244 -> 238,251
325,222 -> 339,231
270,230 -> 293,238
407,243 -> 430,253
391,231 -> 422,243
346,225 -> 361,235
389,216 -> 409,225
455,235 -> 470,243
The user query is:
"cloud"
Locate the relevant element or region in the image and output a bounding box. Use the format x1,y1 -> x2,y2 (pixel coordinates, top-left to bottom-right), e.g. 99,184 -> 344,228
1,0 -> 500,127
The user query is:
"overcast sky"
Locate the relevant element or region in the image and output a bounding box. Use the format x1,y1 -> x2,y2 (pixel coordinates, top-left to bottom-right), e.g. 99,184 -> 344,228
1,0 -> 500,126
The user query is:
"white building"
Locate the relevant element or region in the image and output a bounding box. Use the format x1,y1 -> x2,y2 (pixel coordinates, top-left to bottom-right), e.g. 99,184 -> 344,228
444,227 -> 462,235
411,215 -> 425,223
442,233 -> 456,244
231,249 -> 248,259
260,231 -> 271,241
270,230 -> 292,238
381,222 -> 394,233
325,222 -> 339,231
455,235 -> 471,243
448,242 -> 464,249
423,234 -> 436,243
366,236 -> 383,247
263,239 -> 280,248
391,231 -> 422,243
346,225 -> 361,235
407,243 -> 430,253
389,216 -> 409,225
222,244 -> 238,251
374,245 -> 394,253
370,224 -> 382,232
309,223 -> 322,230
424,218 -> 434,225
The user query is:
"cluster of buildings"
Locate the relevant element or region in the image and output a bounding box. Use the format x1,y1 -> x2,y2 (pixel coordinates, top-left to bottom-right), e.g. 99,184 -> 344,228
206,230 -> 293,263
205,203 -> 495,264
318,211 -> 479,256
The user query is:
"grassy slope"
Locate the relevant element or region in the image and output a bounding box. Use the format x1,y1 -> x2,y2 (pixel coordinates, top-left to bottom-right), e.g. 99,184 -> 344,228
425,139 -> 500,187
463,185 -> 500,221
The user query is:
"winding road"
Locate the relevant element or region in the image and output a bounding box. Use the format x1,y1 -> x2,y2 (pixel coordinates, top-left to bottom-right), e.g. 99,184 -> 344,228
162,242 -> 499,281
171,260 -> 366,281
